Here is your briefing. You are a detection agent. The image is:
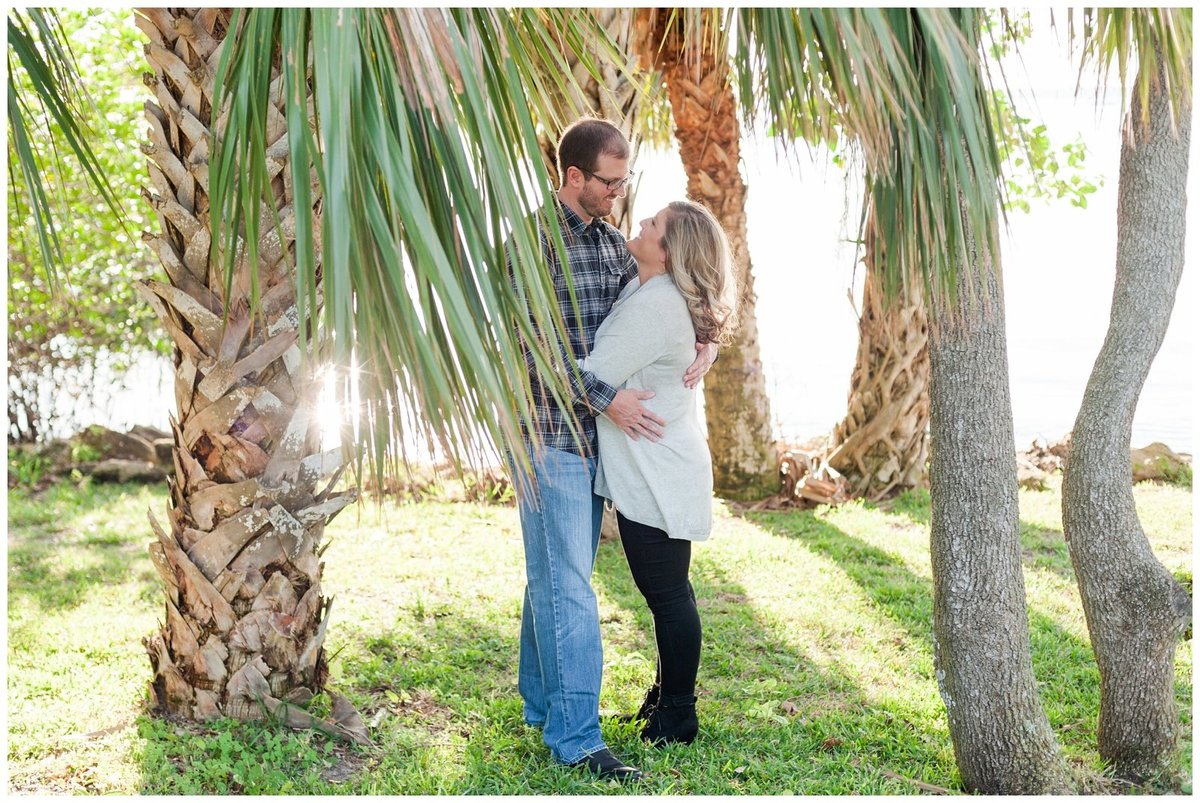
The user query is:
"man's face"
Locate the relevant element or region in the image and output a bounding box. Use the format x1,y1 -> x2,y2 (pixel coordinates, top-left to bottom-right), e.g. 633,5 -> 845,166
577,153 -> 630,221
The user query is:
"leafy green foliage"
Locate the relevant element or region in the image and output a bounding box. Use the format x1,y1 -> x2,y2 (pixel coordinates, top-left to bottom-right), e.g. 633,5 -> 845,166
7,9 -> 166,442
6,9 -> 129,284
993,94 -> 1102,213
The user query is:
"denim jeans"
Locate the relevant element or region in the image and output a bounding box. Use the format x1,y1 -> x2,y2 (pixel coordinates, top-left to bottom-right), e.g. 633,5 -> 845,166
512,445 -> 607,764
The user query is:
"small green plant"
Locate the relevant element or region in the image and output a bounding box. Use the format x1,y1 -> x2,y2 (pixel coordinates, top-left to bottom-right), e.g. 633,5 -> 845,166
9,451 -> 49,489
70,442 -> 103,463
1157,457 -> 1193,489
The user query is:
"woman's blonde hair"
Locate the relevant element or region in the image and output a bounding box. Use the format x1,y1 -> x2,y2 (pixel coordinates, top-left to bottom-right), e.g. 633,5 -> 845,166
661,200 -> 739,345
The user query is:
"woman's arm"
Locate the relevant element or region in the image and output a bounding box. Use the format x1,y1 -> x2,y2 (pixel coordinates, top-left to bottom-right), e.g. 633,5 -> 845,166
586,292 -> 682,388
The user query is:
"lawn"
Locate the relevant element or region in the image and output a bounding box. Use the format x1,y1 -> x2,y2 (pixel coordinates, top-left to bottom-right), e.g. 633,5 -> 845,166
6,475 -> 1192,794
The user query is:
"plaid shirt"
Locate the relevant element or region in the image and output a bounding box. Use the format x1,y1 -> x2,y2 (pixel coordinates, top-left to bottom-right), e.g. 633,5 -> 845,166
510,201 -> 638,456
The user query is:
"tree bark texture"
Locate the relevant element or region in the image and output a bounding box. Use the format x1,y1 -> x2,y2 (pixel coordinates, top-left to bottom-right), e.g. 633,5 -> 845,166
134,8 -> 364,741
1061,60 -> 1192,782
927,210 -> 1072,793
828,212 -> 930,499
644,10 -> 777,499
536,9 -> 650,235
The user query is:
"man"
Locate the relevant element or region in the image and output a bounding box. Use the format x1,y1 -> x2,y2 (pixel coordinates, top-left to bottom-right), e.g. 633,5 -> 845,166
508,117 -> 716,781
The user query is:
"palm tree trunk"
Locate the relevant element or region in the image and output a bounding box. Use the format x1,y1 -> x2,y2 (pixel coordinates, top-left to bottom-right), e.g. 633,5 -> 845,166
645,10 -> 776,499
535,9 -> 649,235
1062,57 -> 1192,783
828,211 -> 929,499
928,200 -> 1071,793
134,8 -> 364,741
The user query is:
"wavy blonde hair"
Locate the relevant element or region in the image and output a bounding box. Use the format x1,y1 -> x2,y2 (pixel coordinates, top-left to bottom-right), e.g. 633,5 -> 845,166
661,200 -> 739,345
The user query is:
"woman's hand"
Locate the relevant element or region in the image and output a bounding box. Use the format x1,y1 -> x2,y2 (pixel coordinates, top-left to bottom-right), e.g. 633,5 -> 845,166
683,343 -> 718,389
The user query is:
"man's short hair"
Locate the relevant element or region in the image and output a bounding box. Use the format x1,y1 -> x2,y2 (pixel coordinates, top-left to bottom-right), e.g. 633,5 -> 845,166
556,117 -> 630,180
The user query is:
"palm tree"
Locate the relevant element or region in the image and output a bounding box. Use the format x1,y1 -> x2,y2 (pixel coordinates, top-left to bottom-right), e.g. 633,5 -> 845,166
639,9 -> 778,499
1061,8 -> 1192,783
10,6 -> 606,736
825,207 -> 929,500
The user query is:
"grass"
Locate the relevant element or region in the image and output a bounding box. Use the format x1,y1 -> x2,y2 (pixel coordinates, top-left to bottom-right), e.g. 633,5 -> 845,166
6,475 -> 1192,794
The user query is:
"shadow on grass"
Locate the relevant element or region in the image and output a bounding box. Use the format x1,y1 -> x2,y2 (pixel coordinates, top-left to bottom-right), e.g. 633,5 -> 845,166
591,527 -> 961,794
741,505 -> 1112,768
868,488 -> 1078,583
7,484 -> 160,615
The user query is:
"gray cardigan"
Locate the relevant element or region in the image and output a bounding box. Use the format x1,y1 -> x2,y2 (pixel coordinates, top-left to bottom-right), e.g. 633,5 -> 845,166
582,274 -> 713,541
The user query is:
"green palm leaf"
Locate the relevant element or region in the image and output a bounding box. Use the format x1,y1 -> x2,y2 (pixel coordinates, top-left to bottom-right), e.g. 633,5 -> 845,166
7,9 -> 128,288
1067,8 -> 1192,129
208,9 -> 615,481
734,9 -> 1005,307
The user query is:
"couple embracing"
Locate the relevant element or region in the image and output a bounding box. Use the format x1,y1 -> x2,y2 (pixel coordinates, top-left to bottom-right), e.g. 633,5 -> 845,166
507,117 -> 739,781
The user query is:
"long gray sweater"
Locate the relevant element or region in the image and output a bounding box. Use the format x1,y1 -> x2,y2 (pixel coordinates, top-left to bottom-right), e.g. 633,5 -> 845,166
581,274 -> 713,541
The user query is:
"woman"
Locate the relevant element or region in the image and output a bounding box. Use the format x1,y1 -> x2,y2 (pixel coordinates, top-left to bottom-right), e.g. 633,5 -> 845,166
580,199 -> 738,746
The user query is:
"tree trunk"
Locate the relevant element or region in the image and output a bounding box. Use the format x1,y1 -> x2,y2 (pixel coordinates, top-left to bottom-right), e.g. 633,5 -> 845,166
535,9 -> 649,235
1062,58 -> 1192,783
828,211 -> 930,499
645,10 -> 777,499
927,206 -> 1072,793
134,8 -> 364,741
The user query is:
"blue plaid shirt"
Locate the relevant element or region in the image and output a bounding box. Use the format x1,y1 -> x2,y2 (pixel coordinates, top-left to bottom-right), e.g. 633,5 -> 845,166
510,201 -> 638,456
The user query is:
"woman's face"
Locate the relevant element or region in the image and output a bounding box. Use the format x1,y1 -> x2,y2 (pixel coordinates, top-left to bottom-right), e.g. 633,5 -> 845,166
627,207 -> 669,266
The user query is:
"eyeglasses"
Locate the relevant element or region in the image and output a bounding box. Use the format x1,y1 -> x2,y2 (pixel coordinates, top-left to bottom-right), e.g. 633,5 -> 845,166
579,167 -> 636,192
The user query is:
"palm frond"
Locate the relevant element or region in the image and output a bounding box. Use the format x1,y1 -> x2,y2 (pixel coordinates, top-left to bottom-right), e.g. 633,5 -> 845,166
734,8 -> 1005,310
209,8 -> 615,481
7,9 -> 128,288
1067,8 -> 1192,131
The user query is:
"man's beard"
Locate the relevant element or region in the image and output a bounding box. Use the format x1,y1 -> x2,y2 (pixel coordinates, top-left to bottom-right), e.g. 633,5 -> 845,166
579,186 -> 614,220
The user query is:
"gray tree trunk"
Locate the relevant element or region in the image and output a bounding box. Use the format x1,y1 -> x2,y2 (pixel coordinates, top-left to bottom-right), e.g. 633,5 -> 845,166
1061,60 -> 1192,783
927,213 -> 1072,793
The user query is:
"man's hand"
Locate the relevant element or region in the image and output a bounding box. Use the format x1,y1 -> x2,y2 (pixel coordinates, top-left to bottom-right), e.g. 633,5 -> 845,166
683,342 -> 719,389
604,388 -> 666,442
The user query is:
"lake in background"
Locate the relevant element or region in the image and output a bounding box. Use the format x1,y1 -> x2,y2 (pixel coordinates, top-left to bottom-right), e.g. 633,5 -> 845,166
61,26 -> 1194,457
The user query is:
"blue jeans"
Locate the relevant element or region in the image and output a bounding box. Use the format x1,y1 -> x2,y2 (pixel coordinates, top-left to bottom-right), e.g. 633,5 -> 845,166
512,444 -> 607,764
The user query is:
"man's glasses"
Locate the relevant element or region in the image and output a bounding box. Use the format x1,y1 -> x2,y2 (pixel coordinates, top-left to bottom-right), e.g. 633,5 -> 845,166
579,167 -> 636,192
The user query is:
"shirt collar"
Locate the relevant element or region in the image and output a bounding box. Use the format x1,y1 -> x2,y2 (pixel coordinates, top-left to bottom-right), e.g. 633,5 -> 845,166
557,200 -> 603,241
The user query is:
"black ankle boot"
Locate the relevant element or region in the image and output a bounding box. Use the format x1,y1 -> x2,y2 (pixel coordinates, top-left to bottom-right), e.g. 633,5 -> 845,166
640,696 -> 698,746
617,684 -> 661,724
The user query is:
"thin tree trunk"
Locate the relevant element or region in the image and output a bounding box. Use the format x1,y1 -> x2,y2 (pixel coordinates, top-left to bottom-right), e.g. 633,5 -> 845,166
134,8 -> 364,741
828,211 -> 929,499
1062,58 -> 1192,783
927,204 -> 1072,793
645,10 -> 777,499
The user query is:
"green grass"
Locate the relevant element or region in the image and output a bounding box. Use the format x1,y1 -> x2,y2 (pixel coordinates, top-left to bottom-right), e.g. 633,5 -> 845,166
7,475 -> 1192,794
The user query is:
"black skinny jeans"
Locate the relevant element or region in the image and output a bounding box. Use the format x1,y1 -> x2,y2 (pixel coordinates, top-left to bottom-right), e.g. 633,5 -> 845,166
616,511 -> 701,707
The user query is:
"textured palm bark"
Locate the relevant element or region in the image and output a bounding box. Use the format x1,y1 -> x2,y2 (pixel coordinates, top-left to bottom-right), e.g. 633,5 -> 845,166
134,8 -> 364,741
644,10 -> 777,499
928,211 -> 1071,793
1062,62 -> 1191,782
828,214 -> 930,499
535,9 -> 649,235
